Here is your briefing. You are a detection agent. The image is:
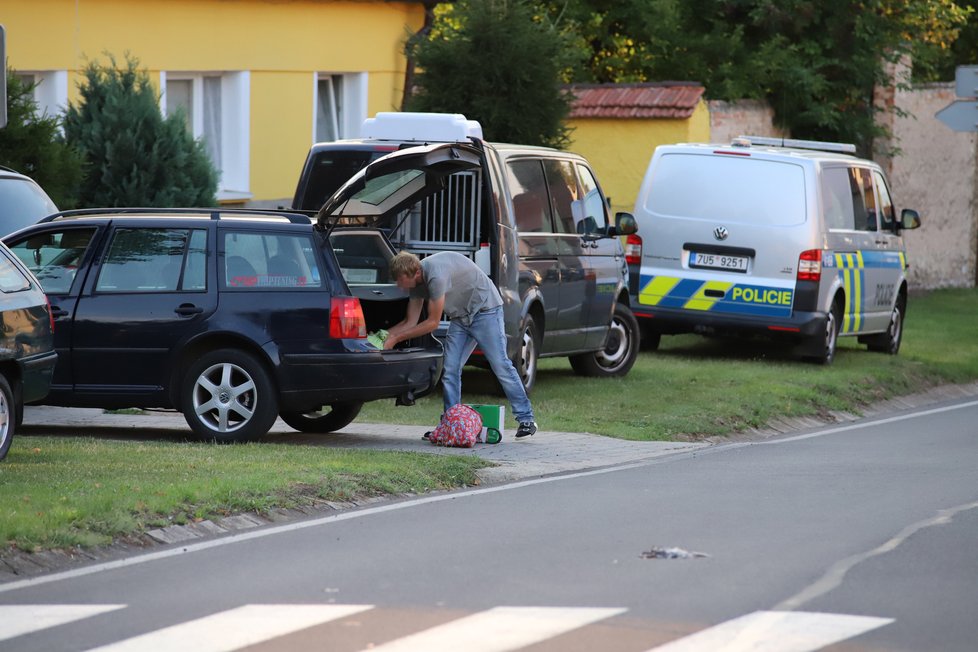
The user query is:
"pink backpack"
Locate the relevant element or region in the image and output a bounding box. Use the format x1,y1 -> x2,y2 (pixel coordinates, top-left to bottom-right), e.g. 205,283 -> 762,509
428,404 -> 482,448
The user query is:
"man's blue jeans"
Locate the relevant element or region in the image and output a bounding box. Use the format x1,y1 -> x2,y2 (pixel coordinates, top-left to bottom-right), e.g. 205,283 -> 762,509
441,307 -> 534,423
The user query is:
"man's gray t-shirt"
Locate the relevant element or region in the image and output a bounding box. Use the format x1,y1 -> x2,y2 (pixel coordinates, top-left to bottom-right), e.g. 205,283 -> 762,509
411,252 -> 502,325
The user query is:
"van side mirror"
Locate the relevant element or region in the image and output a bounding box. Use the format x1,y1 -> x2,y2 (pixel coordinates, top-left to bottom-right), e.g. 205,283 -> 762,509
610,212 -> 637,236
898,208 -> 921,231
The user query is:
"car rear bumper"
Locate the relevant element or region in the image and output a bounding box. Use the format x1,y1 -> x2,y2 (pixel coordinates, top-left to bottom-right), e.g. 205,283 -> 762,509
631,303 -> 827,339
277,347 -> 444,410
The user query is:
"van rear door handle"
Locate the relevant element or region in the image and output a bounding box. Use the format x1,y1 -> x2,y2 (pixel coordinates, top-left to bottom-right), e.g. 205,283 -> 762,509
175,303 -> 204,316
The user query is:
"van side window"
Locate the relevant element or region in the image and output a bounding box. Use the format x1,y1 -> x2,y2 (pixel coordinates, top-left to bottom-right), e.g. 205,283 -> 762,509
575,164 -> 608,235
873,171 -> 895,230
542,159 -> 580,234
821,168 -> 857,231
506,160 -> 552,233
851,167 -> 878,232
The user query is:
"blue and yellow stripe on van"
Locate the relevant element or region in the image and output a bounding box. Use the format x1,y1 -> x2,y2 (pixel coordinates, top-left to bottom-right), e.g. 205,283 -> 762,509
828,250 -> 905,334
638,274 -> 794,318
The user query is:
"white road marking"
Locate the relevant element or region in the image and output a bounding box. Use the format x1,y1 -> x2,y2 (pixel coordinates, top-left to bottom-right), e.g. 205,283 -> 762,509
645,610 -> 893,652
81,603 -> 372,652
361,606 -> 626,652
0,604 -> 124,642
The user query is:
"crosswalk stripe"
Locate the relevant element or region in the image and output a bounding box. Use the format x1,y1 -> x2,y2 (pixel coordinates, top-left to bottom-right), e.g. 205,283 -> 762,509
361,606 -> 626,652
0,604 -> 125,642
644,610 -> 893,652
82,604 -> 373,652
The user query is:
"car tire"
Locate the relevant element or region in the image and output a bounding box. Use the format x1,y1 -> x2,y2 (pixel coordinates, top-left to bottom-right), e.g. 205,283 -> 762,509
513,313 -> 540,394
0,375 -> 16,461
280,402 -> 363,433
865,296 -> 904,354
181,349 -> 279,443
805,298 -> 841,365
569,302 -> 640,377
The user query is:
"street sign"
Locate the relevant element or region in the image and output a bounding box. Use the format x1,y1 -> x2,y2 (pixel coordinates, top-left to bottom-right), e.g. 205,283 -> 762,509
936,98 -> 978,133
956,65 -> 978,98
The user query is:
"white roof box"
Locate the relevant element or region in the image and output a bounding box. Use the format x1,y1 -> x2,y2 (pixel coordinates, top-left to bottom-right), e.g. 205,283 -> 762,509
360,112 -> 483,142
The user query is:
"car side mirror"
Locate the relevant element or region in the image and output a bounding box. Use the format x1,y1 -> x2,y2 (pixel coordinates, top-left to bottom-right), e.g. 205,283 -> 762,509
610,212 -> 637,237
898,208 -> 921,231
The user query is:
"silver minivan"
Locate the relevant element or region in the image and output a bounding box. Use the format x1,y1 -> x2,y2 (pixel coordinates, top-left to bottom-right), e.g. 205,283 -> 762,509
629,136 -> 922,364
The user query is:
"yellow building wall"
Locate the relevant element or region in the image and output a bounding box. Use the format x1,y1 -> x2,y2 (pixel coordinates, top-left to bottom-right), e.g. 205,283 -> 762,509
2,0 -> 424,202
567,100 -> 711,215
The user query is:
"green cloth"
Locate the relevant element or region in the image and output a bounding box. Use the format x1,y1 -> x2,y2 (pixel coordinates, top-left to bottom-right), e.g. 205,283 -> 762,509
367,329 -> 389,349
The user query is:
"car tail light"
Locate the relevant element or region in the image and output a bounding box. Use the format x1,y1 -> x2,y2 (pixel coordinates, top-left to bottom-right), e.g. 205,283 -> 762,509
625,234 -> 642,266
329,296 -> 367,339
797,249 -> 822,282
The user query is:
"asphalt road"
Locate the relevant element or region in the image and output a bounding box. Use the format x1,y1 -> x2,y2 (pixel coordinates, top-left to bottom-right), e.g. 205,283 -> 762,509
3,394 -> 977,651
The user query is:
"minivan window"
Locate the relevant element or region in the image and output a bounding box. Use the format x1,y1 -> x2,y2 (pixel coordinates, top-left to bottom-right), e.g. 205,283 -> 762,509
506,160 -> 552,233
822,167 -> 878,232
646,154 -> 807,226
576,164 -> 608,235
873,171 -> 895,230
542,159 -> 579,234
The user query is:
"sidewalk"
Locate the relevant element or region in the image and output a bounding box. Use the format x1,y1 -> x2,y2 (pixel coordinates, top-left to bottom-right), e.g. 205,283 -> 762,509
22,406 -> 709,484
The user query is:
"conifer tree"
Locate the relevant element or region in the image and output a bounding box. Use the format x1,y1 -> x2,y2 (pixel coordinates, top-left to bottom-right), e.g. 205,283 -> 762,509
64,54 -> 217,207
0,70 -> 84,208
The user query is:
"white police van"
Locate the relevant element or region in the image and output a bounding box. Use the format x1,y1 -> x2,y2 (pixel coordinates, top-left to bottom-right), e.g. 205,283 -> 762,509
629,136 -> 922,364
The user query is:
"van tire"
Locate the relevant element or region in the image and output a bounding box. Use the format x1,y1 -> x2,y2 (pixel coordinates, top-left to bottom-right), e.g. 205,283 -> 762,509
281,402 -> 363,433
865,296 -> 905,354
570,303 -> 640,377
514,314 -> 540,393
182,349 -> 279,443
805,299 -> 841,365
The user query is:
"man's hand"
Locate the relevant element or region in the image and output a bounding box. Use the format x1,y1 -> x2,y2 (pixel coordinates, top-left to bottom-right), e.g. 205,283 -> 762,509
382,335 -> 399,351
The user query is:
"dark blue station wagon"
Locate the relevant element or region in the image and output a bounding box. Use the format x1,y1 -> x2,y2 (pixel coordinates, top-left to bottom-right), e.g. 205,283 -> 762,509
4,209 -> 443,442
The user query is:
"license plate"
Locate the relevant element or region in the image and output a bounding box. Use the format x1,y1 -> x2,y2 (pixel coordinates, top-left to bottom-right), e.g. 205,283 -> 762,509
689,252 -> 749,272
342,268 -> 378,283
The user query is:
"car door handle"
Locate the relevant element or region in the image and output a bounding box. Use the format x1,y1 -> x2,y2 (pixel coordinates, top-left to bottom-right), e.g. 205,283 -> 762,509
175,304 -> 204,316
49,305 -> 69,319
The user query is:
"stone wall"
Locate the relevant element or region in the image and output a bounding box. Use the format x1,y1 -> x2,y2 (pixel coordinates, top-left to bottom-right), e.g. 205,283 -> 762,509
708,94 -> 977,289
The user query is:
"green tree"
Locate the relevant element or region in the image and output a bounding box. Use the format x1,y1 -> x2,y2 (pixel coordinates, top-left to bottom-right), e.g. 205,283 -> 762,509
404,0 -> 584,148
63,54 -> 217,207
0,70 -> 84,208
548,0 -> 971,154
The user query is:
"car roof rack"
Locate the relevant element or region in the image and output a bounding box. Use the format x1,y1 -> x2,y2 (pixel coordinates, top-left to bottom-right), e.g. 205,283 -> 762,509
37,207 -> 313,225
733,135 -> 857,154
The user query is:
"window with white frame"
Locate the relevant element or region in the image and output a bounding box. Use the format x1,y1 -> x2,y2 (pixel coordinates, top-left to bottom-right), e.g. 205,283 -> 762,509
162,71 -> 250,202
314,73 -> 367,143
15,71 -> 68,120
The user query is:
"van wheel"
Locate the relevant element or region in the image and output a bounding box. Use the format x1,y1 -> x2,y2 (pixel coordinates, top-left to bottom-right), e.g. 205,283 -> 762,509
0,375 -> 15,461
570,303 -> 640,377
182,349 -> 279,443
514,314 -> 539,393
280,402 -> 363,433
865,297 -> 904,354
805,299 -> 841,365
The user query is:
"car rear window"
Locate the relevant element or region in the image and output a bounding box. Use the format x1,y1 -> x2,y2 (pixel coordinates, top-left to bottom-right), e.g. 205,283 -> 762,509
0,177 -> 58,236
0,252 -> 31,292
645,153 -> 807,226
223,232 -> 322,289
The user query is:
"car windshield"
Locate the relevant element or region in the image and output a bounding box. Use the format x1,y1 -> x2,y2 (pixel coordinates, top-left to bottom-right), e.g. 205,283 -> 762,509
645,153 -> 807,226
0,178 -> 58,236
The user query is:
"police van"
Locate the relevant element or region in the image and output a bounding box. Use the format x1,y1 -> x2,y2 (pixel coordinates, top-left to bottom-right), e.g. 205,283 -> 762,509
628,136 -> 922,364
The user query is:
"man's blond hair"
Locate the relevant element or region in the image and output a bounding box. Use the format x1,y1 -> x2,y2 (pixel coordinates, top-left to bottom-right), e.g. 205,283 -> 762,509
390,251 -> 421,280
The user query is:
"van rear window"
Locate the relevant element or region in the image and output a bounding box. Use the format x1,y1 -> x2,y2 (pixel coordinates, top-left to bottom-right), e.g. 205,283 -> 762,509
645,154 -> 807,226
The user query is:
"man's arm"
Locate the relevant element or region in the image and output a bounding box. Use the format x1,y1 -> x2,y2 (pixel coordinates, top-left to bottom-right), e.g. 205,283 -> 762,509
384,295 -> 445,350
386,297 -> 424,339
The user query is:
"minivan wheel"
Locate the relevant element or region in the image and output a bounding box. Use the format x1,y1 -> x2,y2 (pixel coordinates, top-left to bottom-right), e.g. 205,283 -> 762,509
805,300 -> 841,365
514,314 -> 540,394
280,402 -> 363,433
865,297 -> 904,354
569,303 -> 640,377
182,349 -> 279,443
0,375 -> 15,461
